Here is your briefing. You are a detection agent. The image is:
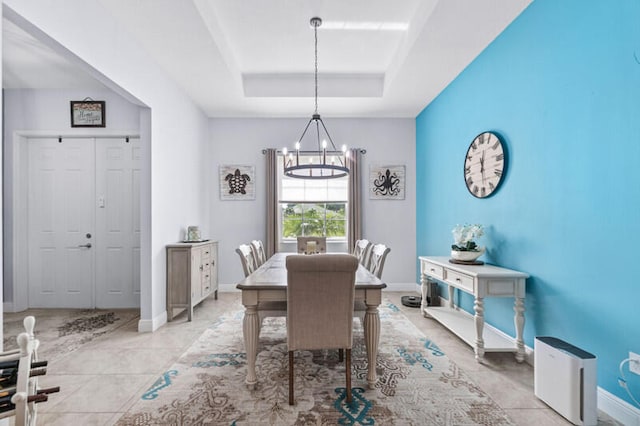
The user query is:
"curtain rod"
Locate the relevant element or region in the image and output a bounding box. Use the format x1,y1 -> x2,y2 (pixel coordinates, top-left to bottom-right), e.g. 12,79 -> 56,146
262,148 -> 366,155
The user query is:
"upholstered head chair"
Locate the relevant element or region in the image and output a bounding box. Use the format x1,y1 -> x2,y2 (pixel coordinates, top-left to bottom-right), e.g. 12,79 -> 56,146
353,239 -> 373,268
296,236 -> 327,254
368,244 -> 391,279
286,254 -> 359,405
236,244 -> 256,278
250,239 -> 267,269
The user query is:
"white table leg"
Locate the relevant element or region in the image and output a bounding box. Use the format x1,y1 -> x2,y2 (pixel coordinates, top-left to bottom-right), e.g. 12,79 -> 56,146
420,273 -> 429,318
243,304 -> 260,389
473,297 -> 485,362
448,285 -> 455,308
514,297 -> 525,362
363,303 -> 381,389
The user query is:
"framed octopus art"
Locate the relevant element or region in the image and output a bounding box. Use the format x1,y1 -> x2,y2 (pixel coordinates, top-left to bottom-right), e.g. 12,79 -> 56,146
369,165 -> 405,200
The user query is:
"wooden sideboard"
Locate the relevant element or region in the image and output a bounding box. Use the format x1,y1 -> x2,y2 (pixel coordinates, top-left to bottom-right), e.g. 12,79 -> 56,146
419,256 -> 529,362
166,240 -> 218,321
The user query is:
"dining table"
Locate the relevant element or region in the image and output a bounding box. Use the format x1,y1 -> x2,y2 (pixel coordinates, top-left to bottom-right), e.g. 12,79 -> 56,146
236,252 -> 387,390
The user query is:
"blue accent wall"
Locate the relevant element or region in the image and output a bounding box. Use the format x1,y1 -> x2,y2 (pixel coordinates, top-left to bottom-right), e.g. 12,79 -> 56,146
416,0 -> 640,405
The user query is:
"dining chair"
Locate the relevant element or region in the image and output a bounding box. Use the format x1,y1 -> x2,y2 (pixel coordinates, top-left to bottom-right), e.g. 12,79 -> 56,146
286,254 -> 358,405
250,239 -> 267,269
353,239 -> 373,268
368,244 -> 391,279
236,244 -> 256,278
296,236 -> 327,254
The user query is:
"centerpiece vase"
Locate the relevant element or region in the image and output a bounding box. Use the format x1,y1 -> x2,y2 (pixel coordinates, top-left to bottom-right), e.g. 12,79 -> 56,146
450,246 -> 485,262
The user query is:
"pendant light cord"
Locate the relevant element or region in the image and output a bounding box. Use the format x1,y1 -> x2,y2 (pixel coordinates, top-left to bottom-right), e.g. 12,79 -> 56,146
314,22 -> 319,115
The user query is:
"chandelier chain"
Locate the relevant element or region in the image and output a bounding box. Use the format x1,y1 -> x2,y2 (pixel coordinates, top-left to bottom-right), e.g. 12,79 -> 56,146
314,22 -> 318,115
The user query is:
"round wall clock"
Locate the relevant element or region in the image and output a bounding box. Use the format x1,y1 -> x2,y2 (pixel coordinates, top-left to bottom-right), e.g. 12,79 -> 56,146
464,131 -> 506,198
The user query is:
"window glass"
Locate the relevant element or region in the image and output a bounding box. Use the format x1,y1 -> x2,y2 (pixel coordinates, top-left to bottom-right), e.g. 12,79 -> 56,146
278,154 -> 348,239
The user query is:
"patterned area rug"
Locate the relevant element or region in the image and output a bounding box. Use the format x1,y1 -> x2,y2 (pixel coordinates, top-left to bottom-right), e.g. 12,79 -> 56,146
117,302 -> 513,425
3,309 -> 139,361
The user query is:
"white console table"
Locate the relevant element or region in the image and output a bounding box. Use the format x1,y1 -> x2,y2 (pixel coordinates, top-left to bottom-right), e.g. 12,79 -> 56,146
419,256 -> 529,362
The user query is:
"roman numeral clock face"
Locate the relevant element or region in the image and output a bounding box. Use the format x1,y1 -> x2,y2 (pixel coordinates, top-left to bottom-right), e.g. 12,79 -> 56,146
464,132 -> 506,198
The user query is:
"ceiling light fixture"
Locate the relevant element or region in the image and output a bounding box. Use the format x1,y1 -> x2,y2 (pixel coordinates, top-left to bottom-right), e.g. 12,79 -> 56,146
282,17 -> 349,180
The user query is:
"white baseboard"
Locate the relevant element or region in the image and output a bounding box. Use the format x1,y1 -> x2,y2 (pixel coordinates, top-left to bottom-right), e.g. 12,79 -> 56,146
598,387 -> 640,425
219,283 -> 241,293
383,282 -> 421,292
138,310 -> 167,332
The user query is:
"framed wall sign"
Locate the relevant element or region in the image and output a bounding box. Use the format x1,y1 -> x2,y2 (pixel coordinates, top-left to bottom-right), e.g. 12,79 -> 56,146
219,165 -> 255,200
369,165 -> 405,200
70,100 -> 106,127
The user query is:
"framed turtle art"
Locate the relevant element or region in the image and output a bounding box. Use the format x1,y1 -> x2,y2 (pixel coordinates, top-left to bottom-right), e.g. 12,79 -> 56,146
219,165 -> 255,200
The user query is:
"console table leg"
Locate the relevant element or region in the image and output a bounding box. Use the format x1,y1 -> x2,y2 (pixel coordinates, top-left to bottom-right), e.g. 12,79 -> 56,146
364,304 -> 381,389
514,297 -> 526,362
448,285 -> 455,309
420,274 -> 429,318
243,305 -> 260,389
474,297 -> 485,362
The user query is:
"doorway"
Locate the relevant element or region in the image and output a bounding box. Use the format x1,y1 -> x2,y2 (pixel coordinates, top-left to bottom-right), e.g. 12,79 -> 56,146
23,136 -> 140,309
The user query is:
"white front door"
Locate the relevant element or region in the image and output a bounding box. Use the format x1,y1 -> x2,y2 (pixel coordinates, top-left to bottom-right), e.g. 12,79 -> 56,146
95,137 -> 141,308
28,138 -> 95,308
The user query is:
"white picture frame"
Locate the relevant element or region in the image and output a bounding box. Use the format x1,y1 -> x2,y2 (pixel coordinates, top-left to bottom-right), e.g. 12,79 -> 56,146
219,165 -> 255,200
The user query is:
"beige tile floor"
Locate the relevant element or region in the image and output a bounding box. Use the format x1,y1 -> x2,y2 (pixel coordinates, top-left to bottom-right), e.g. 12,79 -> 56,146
4,292 -> 622,425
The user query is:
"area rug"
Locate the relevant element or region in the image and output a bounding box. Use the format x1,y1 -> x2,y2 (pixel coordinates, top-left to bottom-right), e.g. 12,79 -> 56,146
3,308 -> 139,361
116,301 -> 513,425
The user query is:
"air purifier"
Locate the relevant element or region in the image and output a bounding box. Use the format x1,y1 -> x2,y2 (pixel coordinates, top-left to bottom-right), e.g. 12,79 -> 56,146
534,336 -> 597,425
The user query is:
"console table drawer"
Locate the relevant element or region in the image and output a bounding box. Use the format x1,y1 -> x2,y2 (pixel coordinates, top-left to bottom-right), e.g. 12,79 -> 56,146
422,260 -> 444,279
444,269 -> 474,293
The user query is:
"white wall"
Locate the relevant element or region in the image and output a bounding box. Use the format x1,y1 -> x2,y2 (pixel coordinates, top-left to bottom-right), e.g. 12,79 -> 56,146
3,1 -> 211,330
2,88 -> 141,305
1,12 -> 4,350
210,118 -> 417,290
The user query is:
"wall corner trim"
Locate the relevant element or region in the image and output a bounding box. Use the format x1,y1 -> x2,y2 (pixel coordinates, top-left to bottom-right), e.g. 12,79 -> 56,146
138,311 -> 167,333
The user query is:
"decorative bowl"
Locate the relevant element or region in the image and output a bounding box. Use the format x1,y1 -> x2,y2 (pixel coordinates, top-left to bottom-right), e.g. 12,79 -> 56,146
450,247 -> 485,262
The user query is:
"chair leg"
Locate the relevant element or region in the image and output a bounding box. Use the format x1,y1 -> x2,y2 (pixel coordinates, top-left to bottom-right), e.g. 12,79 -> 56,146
289,351 -> 294,405
345,348 -> 352,403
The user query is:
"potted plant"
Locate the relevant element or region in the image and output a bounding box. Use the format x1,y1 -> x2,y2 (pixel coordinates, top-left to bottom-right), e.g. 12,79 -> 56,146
451,224 -> 485,262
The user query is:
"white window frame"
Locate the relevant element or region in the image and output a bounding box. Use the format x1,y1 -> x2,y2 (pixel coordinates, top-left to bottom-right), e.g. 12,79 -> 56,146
278,154 -> 349,243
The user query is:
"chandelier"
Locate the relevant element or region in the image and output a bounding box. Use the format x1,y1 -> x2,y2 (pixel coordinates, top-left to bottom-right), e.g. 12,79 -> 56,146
282,17 -> 349,180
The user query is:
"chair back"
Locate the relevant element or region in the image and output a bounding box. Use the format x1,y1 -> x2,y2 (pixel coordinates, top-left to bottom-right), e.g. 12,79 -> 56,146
236,244 -> 256,278
368,244 -> 391,279
353,239 -> 373,268
286,254 -> 358,351
250,240 -> 267,268
296,236 -> 327,254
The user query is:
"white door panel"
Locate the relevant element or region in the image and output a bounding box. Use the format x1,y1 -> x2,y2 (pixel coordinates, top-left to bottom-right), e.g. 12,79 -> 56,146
95,137 -> 141,308
28,138 -> 94,308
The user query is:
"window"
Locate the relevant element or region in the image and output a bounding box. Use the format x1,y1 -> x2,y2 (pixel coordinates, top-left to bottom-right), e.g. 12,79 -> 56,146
278,154 -> 348,240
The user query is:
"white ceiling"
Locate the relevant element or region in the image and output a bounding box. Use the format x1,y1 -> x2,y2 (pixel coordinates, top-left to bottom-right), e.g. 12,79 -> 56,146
2,0 -> 532,118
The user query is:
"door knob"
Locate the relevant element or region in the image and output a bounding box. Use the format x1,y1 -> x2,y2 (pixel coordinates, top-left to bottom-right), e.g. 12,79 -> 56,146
77,243 -> 92,248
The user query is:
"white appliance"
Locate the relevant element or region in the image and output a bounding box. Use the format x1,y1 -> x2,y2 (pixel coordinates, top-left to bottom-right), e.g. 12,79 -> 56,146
534,336 -> 597,425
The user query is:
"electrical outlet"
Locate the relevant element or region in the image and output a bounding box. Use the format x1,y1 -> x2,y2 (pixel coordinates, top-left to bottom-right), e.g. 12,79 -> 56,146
630,352 -> 640,375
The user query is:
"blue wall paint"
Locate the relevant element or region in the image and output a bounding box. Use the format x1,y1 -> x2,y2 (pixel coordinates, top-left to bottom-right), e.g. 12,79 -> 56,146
416,0 -> 640,405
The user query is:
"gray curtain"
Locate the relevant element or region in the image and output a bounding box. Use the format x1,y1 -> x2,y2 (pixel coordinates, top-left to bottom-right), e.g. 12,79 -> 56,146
347,148 -> 362,252
265,149 -> 278,258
